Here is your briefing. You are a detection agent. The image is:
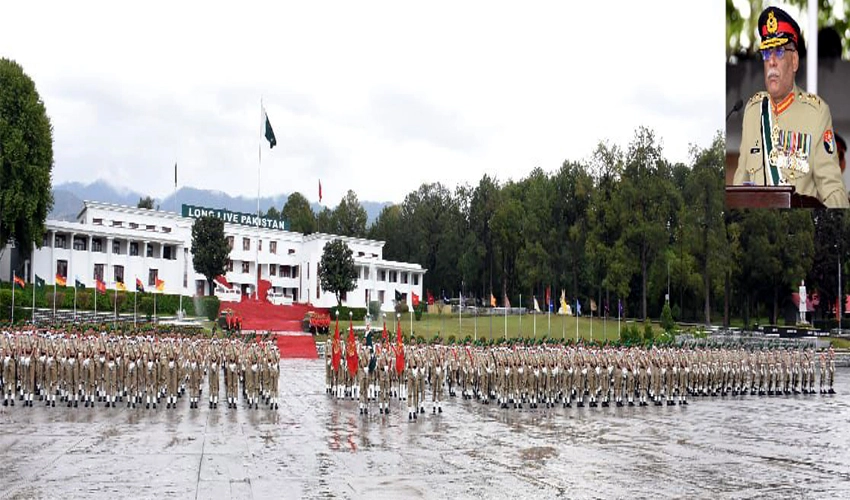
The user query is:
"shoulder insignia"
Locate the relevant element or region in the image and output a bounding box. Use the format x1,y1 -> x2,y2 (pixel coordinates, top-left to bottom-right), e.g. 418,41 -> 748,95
747,92 -> 768,108
798,92 -> 824,109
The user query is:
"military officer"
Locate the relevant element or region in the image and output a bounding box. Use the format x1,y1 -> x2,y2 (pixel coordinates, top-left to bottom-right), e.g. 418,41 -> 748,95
733,7 -> 849,208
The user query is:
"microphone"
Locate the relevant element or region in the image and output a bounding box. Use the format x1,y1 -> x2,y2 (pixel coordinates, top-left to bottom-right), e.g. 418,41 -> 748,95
727,99 -> 743,121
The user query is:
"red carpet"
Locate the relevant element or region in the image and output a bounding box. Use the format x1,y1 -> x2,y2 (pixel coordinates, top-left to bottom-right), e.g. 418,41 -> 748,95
274,334 -> 319,359
219,300 -> 327,332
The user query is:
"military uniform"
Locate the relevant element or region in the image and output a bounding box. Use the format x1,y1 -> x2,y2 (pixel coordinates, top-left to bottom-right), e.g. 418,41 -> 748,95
733,7 -> 848,208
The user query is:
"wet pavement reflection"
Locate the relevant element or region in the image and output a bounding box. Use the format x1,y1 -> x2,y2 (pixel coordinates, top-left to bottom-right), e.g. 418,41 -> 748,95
1,361 -> 849,499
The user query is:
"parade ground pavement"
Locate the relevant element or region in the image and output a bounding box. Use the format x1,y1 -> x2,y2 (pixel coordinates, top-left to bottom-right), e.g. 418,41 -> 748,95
1,362 -> 849,500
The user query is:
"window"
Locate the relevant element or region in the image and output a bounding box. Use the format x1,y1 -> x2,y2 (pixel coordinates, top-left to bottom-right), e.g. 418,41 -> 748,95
163,246 -> 172,260
227,260 -> 233,272
42,234 -> 49,247
92,238 -> 103,253
94,264 -> 104,282
129,222 -> 138,229
288,248 -> 295,255
112,240 -> 120,254
270,241 -> 277,254
146,224 -> 156,231
270,265 -> 277,277
259,240 -> 263,252
147,244 -> 154,258
242,238 -> 250,251
292,266 -> 298,279
401,272 -> 408,284
130,242 -> 139,256
390,271 -> 397,283
112,220 -> 123,227
242,262 -> 250,273
413,274 -> 419,286
93,218 -> 103,225
55,235 -> 67,249
358,251 -> 365,257
162,227 -> 171,233
56,260 -> 68,279
378,290 -> 385,303
113,265 -> 124,284
227,236 -> 234,250
148,269 -> 158,287
316,263 -> 321,299
73,237 -> 87,251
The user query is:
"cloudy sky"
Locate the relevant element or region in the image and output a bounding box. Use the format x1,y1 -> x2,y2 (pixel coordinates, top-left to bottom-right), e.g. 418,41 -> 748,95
2,1 -> 724,205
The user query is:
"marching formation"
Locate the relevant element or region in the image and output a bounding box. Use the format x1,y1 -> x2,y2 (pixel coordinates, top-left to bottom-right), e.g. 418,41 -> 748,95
1,327 -> 280,410
326,335 -> 838,420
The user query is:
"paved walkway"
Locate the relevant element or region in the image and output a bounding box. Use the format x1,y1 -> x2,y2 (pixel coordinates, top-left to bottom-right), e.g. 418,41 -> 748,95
1,361 -> 849,499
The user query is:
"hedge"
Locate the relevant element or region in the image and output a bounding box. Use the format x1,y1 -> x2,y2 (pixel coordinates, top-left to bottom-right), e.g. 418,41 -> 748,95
0,283 -> 213,319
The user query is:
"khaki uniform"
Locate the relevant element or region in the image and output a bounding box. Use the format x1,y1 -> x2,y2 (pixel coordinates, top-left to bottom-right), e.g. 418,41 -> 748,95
734,86 -> 849,208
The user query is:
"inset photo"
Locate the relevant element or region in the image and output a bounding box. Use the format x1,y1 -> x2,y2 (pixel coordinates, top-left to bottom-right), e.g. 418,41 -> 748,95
726,2 -> 849,208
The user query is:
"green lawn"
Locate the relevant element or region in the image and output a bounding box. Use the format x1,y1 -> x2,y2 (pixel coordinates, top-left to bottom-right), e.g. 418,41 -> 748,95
317,312 -> 654,344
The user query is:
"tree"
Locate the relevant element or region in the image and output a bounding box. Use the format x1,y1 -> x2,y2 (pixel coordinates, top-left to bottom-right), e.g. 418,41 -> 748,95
319,239 -> 358,306
682,133 -> 726,325
282,192 -> 316,234
138,196 -> 155,209
191,216 -> 230,296
265,206 -> 281,220
0,58 -> 54,264
368,204 -> 406,261
333,190 -> 368,237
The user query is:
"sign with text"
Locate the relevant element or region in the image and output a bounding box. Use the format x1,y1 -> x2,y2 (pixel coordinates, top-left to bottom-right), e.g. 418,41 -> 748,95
181,204 -> 289,231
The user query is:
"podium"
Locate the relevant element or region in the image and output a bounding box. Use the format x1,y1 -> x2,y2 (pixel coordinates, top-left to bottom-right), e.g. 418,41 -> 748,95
725,186 -> 824,209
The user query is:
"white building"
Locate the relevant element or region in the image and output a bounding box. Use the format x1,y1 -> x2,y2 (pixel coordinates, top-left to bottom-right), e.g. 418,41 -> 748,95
0,201 -> 426,312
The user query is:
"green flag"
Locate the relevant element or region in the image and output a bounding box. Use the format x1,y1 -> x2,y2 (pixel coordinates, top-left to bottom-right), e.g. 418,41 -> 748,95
264,109 -> 276,148
35,275 -> 45,288
75,278 -> 85,289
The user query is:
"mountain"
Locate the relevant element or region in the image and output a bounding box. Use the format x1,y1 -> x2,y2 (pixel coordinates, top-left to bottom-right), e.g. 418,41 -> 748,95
49,180 -> 390,224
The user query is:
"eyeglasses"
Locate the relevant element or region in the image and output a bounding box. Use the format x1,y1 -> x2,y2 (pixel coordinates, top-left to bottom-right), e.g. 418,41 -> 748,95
761,46 -> 796,61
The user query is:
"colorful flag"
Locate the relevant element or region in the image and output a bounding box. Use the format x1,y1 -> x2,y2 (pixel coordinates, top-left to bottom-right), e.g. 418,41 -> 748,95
427,290 -> 435,305
504,294 -> 511,308
412,293 -> 420,307
576,299 -> 582,316
618,299 -> 623,317
55,274 -> 67,286
318,180 -> 322,203
264,108 -> 277,148
155,278 -> 165,292
135,278 -> 145,293
346,316 -> 358,376
13,274 -> 25,288
533,297 -> 541,312
395,318 -> 404,375
75,277 -> 85,289
490,293 -> 496,307
116,280 -> 127,292
546,286 -> 551,309
394,290 -> 403,303
34,275 -> 45,288
332,314 -> 341,371
174,162 -> 178,187
382,319 -> 388,344
95,279 -> 106,295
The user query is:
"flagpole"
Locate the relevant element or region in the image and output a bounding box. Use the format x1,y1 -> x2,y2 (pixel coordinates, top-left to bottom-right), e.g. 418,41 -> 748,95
576,298 -> 579,343
153,291 -> 157,325
73,279 -> 77,321
53,281 -> 56,320
504,295 -> 507,341
114,286 -> 118,328
175,160 -> 183,320
32,270 -> 36,325
134,287 -> 137,328
533,295 -> 536,338
94,282 -> 97,322
519,293 -> 522,338
11,271 -> 15,324
256,96 -> 262,302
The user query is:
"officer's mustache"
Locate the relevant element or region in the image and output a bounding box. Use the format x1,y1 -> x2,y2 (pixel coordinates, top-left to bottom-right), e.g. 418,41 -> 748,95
767,69 -> 781,80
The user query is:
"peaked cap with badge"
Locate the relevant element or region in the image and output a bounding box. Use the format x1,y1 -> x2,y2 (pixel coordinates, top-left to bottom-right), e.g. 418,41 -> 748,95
733,6 -> 848,208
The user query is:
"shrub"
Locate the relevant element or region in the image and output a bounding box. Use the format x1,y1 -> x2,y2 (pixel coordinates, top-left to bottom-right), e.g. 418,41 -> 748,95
643,320 -> 655,342
661,302 -> 675,334
395,303 -> 410,315
414,303 -> 424,321
332,306 -> 367,321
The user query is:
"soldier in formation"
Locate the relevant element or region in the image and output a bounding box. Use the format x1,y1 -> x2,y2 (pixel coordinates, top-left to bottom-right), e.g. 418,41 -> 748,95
326,339 -> 840,418
0,327 -> 280,411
